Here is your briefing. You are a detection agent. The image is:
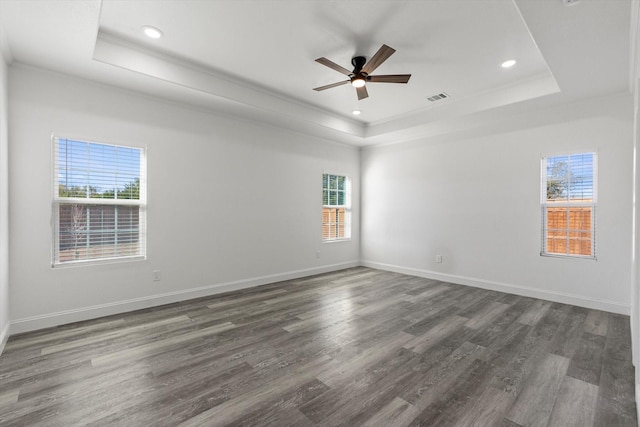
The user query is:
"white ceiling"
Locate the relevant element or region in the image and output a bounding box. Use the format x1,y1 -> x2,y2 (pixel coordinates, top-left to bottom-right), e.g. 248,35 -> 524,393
0,0 -> 633,146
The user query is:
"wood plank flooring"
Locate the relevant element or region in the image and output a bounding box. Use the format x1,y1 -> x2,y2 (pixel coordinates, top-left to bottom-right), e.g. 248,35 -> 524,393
0,267 -> 636,426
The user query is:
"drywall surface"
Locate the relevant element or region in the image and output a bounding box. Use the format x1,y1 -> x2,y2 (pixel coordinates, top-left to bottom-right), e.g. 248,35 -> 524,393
0,41 -> 9,350
632,76 -> 640,418
361,94 -> 633,313
8,65 -> 360,332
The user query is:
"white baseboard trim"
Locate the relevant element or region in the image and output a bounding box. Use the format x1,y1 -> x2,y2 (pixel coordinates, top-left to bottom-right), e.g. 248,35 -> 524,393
10,261 -> 359,334
0,322 -> 9,355
361,260 -> 630,315
9,259 -> 630,334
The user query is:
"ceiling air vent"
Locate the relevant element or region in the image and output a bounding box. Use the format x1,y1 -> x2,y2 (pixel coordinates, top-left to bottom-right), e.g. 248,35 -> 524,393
427,92 -> 450,102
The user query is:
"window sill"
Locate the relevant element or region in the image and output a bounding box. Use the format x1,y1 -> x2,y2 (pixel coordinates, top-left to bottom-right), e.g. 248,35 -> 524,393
322,238 -> 351,244
52,255 -> 147,269
540,252 -> 597,261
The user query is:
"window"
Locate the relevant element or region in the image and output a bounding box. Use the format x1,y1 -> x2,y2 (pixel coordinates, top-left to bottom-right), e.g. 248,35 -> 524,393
322,173 -> 351,241
541,152 -> 596,258
53,137 -> 146,265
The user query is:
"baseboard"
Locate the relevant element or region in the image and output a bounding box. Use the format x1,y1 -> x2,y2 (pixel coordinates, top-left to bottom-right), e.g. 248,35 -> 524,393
0,322 -> 9,356
361,260 -> 630,315
10,261 -> 359,334
8,259 -> 630,334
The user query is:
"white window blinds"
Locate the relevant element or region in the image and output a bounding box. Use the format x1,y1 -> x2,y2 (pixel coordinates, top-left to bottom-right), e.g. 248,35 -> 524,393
541,152 -> 596,258
322,173 -> 351,241
53,137 -> 146,265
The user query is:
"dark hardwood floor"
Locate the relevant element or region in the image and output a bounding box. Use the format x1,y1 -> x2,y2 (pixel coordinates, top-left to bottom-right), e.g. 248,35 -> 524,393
0,267 -> 636,426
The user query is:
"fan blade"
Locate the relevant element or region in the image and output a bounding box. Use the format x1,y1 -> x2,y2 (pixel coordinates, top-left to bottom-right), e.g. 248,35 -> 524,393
315,57 -> 352,76
356,85 -> 369,100
361,44 -> 396,74
367,74 -> 411,83
313,80 -> 350,91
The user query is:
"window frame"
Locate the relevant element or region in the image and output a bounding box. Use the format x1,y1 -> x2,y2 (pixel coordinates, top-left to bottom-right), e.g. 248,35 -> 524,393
322,172 -> 351,242
52,136 -> 147,267
540,152 -> 597,260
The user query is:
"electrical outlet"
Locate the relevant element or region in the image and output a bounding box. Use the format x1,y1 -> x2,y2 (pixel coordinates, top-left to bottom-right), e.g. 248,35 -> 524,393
316,251 -> 321,259
153,270 -> 161,281
435,254 -> 443,263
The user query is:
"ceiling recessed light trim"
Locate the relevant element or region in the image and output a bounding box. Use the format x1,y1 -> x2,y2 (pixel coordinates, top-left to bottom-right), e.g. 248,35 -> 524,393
352,110 -> 361,116
501,59 -> 516,68
142,26 -> 163,39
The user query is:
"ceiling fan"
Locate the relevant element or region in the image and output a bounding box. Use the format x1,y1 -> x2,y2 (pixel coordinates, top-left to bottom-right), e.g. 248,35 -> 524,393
313,44 -> 411,100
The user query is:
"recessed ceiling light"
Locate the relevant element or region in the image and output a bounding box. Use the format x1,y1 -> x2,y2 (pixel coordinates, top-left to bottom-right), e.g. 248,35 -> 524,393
352,110 -> 362,116
142,26 -> 163,39
501,59 -> 516,69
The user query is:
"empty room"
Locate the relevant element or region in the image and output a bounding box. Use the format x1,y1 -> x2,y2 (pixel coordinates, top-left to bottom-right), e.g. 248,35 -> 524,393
0,0 -> 639,425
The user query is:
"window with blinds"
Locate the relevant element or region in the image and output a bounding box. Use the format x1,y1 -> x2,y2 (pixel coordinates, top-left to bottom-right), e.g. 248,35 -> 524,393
541,152 -> 596,258
322,173 -> 351,241
53,137 -> 146,265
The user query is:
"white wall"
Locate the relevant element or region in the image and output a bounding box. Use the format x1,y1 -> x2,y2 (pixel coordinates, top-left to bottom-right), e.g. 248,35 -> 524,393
361,94 -> 633,314
632,76 -> 640,419
0,34 -> 9,351
8,65 -> 360,332
5,63 -> 634,337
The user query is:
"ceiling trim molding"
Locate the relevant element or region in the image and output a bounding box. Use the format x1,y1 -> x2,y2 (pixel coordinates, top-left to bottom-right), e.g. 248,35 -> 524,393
92,30 -> 561,148
361,91 -> 633,152
93,30 -> 367,145
364,71 -> 559,143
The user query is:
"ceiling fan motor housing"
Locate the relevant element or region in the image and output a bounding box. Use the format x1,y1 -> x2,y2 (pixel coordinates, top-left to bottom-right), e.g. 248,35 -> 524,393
350,56 -> 368,87
351,56 -> 367,74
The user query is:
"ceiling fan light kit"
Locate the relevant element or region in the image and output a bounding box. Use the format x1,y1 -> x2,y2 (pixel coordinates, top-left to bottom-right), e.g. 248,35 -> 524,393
351,77 -> 366,88
313,44 -> 411,100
